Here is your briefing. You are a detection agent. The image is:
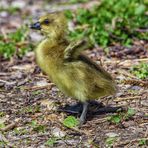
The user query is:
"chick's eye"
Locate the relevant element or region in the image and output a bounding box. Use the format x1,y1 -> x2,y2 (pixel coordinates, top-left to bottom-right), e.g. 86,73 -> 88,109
44,19 -> 49,24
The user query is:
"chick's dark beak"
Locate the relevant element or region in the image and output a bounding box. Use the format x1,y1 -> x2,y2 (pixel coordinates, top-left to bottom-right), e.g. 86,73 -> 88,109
30,22 -> 41,30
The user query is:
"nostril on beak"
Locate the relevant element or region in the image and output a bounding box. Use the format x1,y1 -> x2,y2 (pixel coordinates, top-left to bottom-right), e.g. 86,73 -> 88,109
30,22 -> 41,30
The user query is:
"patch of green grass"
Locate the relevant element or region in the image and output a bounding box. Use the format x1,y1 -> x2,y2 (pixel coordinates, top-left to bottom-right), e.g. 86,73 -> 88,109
126,108 -> 136,118
0,6 -> 20,14
131,63 -> 148,79
45,137 -> 58,147
0,27 -> 33,59
30,120 -> 46,133
138,138 -> 148,146
63,116 -> 79,128
19,105 -> 40,114
69,0 -> 88,4
0,112 -> 5,117
66,0 -> 147,47
108,108 -> 136,124
0,141 -> 7,147
0,123 -> 5,129
105,137 -> 117,147
32,90 -> 42,95
14,128 -> 28,135
108,114 -> 121,124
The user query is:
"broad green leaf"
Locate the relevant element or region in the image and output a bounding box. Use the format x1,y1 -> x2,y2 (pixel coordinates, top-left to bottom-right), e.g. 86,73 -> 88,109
63,116 -> 79,128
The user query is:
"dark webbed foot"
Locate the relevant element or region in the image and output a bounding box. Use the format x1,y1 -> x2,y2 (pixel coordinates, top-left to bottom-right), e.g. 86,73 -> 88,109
58,100 -> 105,114
58,101 -> 125,125
79,102 -> 89,125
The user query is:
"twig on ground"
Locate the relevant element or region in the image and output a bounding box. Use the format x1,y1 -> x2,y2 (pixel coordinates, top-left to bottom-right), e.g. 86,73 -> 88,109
114,96 -> 141,102
0,122 -> 17,132
0,72 -> 11,76
24,85 -> 52,91
10,133 -> 51,141
123,79 -> 148,87
115,137 -> 148,147
117,69 -> 138,79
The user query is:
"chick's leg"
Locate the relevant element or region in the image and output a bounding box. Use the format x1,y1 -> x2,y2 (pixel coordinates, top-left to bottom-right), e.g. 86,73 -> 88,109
80,101 -> 89,125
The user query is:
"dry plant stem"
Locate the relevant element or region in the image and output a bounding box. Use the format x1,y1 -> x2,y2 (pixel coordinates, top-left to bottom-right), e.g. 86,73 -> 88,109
114,96 -> 142,102
46,1 -> 100,12
117,69 -> 138,79
68,126 -> 89,135
119,58 -> 148,64
115,137 -> 148,147
0,72 -> 11,76
59,121 -> 88,135
10,133 -> 52,141
0,79 -> 11,84
24,85 -> 52,91
0,122 -> 17,132
35,74 -> 50,79
123,79 -> 148,87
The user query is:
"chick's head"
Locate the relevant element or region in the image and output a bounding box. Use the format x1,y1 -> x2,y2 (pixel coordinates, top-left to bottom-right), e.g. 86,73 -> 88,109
31,12 -> 67,38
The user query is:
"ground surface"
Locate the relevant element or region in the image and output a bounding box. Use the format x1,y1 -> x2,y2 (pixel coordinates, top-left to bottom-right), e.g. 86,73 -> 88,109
0,0 -> 148,147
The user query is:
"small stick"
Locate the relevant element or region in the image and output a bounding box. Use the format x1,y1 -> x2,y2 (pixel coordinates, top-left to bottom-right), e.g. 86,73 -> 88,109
115,137 -> 148,147
10,133 -> 51,141
0,122 -> 17,132
24,85 -> 52,91
114,96 -> 141,102
117,69 -> 138,79
123,79 -> 148,87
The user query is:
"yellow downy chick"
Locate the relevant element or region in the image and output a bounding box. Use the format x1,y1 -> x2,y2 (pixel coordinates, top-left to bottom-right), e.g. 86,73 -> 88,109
31,12 -> 116,125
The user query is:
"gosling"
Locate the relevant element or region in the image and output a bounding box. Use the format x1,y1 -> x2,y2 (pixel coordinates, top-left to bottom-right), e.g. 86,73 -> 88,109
30,12 -> 116,125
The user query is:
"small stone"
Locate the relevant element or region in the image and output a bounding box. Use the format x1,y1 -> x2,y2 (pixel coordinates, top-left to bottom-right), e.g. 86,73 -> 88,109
12,1 -> 26,9
0,11 -> 8,17
36,80 -> 49,87
122,121 -> 135,128
52,127 -> 66,138
141,100 -> 148,107
0,94 -> 5,98
0,82 -> 4,87
130,86 -> 142,90
106,132 -> 119,137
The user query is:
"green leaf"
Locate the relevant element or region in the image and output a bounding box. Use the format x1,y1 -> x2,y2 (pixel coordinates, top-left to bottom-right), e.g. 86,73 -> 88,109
0,112 -> 5,117
139,139 -> 147,146
135,4 -> 146,15
131,63 -> 148,79
0,123 -> 5,129
127,108 -> 136,117
67,0 -> 147,47
108,114 -> 121,124
112,115 -> 121,123
31,120 -> 37,127
106,137 -> 117,146
64,10 -> 73,19
45,137 -> 57,147
63,116 -> 79,128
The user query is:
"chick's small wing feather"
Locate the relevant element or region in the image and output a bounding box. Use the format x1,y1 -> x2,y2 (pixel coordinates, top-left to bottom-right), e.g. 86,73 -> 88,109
64,40 -> 89,61
64,40 -> 113,81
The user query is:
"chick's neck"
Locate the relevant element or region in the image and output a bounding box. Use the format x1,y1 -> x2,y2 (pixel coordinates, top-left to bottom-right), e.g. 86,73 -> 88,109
37,30 -> 68,61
